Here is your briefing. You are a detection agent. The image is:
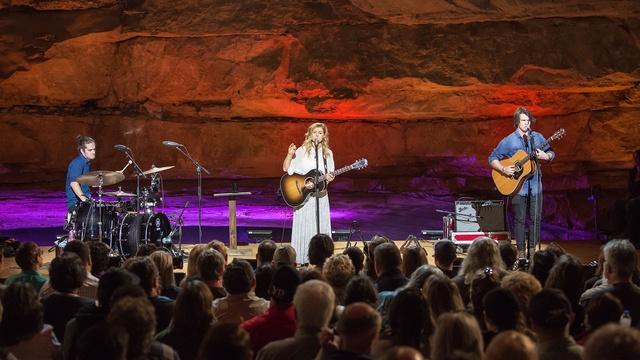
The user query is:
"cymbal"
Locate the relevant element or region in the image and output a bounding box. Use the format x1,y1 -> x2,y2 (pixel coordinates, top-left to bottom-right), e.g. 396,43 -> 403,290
76,171 -> 125,187
142,165 -> 174,175
103,190 -> 136,197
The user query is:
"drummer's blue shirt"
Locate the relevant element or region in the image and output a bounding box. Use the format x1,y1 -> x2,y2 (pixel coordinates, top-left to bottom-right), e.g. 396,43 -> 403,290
66,153 -> 91,210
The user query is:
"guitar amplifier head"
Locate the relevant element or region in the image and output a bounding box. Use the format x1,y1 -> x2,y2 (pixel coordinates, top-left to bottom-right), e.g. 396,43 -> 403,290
455,200 -> 505,232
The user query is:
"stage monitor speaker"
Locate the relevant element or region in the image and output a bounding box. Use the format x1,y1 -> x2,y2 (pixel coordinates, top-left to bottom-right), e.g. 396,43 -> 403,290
455,200 -> 505,232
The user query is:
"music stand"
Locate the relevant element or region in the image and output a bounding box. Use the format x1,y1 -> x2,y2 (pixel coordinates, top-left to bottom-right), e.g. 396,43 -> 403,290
213,191 -> 252,255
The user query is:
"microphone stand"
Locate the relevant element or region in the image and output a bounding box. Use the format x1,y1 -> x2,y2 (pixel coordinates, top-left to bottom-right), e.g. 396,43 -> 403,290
314,141 -> 321,235
123,150 -> 146,212
174,145 -> 210,244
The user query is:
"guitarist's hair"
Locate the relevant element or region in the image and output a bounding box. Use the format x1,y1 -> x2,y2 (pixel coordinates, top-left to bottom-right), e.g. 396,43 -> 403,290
512,107 -> 536,127
303,122 -> 331,158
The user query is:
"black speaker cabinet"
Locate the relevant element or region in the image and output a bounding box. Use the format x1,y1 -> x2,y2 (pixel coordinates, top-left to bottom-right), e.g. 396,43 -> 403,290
455,200 -> 505,232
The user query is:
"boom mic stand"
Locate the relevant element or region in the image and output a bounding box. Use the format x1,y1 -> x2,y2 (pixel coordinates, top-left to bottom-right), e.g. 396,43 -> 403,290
313,140 -> 321,235
173,144 -> 210,244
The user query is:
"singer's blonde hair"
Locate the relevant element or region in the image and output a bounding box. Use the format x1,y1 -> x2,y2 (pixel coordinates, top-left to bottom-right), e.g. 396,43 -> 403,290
302,123 -> 331,158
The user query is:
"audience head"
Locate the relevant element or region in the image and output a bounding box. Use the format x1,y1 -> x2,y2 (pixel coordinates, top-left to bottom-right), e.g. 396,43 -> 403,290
257,240 -> 277,265
430,312 -> 484,360
223,259 -> 255,295
150,250 -> 176,290
380,346 -> 425,360
0,282 -> 43,346
484,330 -> 537,360
123,256 -> 159,296
470,267 -> 500,324
344,275 -> 378,307
308,233 -> 334,267
501,271 -> 542,320
134,243 -> 158,257
173,280 -> 214,334
299,267 -> 326,283
434,240 -> 457,269
459,237 -> 503,279
97,267 -> 139,310
323,254 -> 355,303
364,235 -> 391,278
406,264 -> 445,292
207,239 -> 228,262
293,280 -> 335,329
529,288 -> 572,335
198,322 -> 251,360
423,275 -> 464,320
337,302 -> 381,354
585,292 -> 623,331
545,242 -> 567,259
343,246 -> 365,274
401,245 -> 428,277
272,244 -> 296,267
529,250 -> 557,286
15,241 -> 42,271
483,288 -> 522,332
254,264 -> 275,300
50,252 -> 86,293
76,324 -> 128,360
603,239 -> 637,282
64,240 -> 92,268
584,324 -> 640,360
499,243 -> 518,270
197,248 -> 226,282
88,241 -> 112,277
269,264 -> 301,306
186,244 -> 209,278
374,242 -> 402,276
107,296 -> 156,358
545,254 -> 585,305
388,288 -> 434,351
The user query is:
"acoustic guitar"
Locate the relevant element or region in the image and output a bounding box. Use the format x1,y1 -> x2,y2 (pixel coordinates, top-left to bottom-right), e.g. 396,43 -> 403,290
280,158 -> 368,207
492,128 -> 566,196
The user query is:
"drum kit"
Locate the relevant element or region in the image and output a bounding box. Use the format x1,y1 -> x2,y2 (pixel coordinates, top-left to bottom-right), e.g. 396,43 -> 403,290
66,165 -> 180,258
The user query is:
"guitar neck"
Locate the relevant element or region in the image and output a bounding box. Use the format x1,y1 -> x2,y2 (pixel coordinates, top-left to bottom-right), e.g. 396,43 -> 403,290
318,165 -> 353,181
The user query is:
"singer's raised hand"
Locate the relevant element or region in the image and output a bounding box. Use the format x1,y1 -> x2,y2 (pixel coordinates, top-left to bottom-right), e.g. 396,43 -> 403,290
287,143 -> 297,155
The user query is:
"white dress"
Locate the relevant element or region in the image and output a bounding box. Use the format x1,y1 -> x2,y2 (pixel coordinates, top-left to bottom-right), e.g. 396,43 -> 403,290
287,145 -> 335,264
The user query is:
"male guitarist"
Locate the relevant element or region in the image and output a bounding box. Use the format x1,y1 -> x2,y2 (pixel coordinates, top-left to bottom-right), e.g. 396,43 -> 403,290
489,107 -> 555,257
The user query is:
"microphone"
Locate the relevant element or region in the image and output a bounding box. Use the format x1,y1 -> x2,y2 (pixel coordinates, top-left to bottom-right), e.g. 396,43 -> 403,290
162,140 -> 184,148
114,144 -> 130,152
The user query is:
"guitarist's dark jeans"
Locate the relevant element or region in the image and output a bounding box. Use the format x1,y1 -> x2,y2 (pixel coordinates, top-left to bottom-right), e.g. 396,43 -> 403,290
511,193 -> 542,252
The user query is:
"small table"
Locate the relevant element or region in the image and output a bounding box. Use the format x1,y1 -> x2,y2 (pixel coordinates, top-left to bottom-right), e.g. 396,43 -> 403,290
213,191 -> 252,254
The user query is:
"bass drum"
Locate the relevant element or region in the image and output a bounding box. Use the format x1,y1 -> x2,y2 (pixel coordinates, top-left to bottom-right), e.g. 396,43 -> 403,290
117,212 -> 172,257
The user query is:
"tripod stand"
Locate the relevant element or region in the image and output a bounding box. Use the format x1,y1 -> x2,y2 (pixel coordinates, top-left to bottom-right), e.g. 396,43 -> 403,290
345,220 -> 366,248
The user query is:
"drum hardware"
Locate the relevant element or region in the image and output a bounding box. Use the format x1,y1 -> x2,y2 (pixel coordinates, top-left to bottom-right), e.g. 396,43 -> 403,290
142,165 -> 175,175
435,209 -> 481,242
163,140 -> 210,243
104,187 -> 136,198
76,171 -> 125,187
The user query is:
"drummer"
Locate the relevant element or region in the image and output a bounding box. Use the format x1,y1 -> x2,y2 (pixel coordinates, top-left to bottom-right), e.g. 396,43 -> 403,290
66,135 -> 96,210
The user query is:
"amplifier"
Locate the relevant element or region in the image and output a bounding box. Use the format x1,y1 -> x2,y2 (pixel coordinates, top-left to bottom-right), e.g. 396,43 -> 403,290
455,200 -> 505,232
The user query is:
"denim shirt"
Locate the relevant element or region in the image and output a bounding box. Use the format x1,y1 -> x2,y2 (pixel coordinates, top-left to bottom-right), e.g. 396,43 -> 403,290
488,130 -> 554,196
66,153 -> 91,209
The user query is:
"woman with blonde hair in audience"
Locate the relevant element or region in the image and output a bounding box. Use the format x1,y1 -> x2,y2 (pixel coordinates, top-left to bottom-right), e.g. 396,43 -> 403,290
183,243 -> 209,283
430,312 -> 484,360
453,237 -> 506,304
322,254 -> 355,305
422,274 -> 465,321
401,245 -> 428,278
150,250 -> 180,299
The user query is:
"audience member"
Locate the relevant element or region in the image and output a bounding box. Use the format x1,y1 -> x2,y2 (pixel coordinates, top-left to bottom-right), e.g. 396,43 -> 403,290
107,296 -> 179,359
123,256 -> 175,333
0,283 -> 59,359
583,323 -> 640,360
529,250 -> 557,287
343,246 -> 365,274
423,275 -> 464,320
379,346 -> 425,360
364,235 -> 391,281
323,254 -> 355,305
257,280 -> 335,360
273,244 -> 297,267
257,240 -> 277,267
135,243 -> 158,257
545,254 -> 586,336
213,259 -> 269,324
575,292 -> 622,345
4,241 -> 46,292
308,234 -> 334,270
433,240 -> 457,278
529,288 -> 583,360
501,270 -> 542,325
242,265 -> 300,354
42,252 -> 94,342
430,312 -> 484,360
207,239 -> 229,262
499,243 -> 518,270
484,330 -> 537,360
401,245 -> 428,278
405,265 -> 444,293
483,288 -> 531,347
580,239 -> 640,326
254,263 -> 275,300
469,267 -> 500,330
195,248 -> 228,299
321,302 -> 381,360
156,280 -> 214,360
344,275 -> 378,307
375,242 -> 408,292
63,268 -> 138,360
184,244 -> 209,281
88,240 -> 112,278
150,250 -> 180,299
453,237 -> 506,305
198,322 -> 252,360
75,323 -> 128,360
